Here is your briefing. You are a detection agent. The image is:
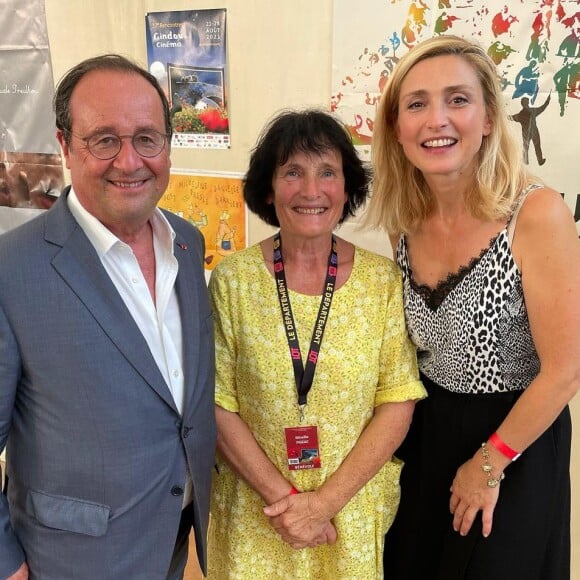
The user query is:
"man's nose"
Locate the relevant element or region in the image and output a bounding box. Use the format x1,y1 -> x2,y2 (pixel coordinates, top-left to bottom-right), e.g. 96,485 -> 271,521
112,138 -> 145,171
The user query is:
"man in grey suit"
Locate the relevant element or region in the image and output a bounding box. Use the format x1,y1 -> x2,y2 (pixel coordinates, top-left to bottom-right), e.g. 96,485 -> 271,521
0,54 -> 216,579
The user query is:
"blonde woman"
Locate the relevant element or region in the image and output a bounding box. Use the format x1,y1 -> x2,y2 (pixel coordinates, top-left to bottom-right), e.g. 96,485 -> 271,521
369,35 -> 580,580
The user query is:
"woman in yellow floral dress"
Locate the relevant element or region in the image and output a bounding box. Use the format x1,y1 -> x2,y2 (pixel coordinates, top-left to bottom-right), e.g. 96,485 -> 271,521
207,110 -> 425,579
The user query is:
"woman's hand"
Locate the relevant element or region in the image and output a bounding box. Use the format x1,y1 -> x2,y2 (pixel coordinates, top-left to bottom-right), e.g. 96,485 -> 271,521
449,454 -> 502,538
263,491 -> 337,549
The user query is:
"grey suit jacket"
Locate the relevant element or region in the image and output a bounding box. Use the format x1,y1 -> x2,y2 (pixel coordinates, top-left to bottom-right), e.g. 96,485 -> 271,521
0,190 -> 216,579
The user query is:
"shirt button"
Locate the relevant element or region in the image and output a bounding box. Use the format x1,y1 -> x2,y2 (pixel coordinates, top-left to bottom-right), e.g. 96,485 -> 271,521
171,486 -> 184,496
131,277 -> 138,284
173,369 -> 180,378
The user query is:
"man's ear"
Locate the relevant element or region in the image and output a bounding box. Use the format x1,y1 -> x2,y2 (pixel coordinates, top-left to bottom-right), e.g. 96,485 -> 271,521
56,130 -> 72,170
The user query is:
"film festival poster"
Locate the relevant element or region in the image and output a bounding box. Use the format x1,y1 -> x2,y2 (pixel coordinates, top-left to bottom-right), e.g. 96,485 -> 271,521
146,9 -> 229,150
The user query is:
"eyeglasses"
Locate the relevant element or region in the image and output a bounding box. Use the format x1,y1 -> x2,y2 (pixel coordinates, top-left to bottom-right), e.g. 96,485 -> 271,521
67,130 -> 169,160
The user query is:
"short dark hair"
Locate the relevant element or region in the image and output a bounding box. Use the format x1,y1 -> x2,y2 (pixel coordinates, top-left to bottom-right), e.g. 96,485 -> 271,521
243,109 -> 371,226
53,54 -> 172,144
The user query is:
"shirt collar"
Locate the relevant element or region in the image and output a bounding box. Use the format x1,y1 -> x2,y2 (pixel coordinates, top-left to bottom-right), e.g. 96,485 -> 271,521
67,187 -> 176,258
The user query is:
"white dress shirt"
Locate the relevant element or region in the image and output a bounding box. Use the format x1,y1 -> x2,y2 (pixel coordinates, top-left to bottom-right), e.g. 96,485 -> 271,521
68,188 -> 192,505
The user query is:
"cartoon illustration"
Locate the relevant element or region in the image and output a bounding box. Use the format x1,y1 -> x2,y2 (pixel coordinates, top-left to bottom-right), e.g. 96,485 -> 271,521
159,173 -> 245,270
185,205 -> 213,265
216,209 -> 237,257
186,204 -> 208,229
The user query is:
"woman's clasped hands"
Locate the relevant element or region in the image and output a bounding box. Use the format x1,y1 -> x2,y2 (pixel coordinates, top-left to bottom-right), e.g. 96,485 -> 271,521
264,490 -> 338,549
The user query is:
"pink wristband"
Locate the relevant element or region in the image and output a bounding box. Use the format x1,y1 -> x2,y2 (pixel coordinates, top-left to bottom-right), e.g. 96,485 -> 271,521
489,432 -> 521,461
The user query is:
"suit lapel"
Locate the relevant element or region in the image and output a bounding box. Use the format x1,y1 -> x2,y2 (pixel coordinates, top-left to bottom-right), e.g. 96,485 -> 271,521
45,193 -> 179,413
173,232 -> 202,413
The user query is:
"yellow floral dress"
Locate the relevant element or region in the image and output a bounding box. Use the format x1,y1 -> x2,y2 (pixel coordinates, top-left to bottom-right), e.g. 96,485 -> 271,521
207,244 -> 425,579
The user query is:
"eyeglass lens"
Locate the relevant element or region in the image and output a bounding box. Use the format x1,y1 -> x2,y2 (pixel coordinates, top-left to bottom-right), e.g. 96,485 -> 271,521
87,131 -> 166,159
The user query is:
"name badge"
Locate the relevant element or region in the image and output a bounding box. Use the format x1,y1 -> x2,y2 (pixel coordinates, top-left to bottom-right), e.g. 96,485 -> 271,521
284,425 -> 321,470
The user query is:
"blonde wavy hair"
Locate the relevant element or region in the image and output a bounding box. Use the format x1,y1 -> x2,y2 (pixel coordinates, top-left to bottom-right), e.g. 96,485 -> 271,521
368,35 -> 530,235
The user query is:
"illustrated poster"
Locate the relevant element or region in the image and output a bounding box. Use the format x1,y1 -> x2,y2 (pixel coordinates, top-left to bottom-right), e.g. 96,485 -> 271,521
159,170 -> 246,276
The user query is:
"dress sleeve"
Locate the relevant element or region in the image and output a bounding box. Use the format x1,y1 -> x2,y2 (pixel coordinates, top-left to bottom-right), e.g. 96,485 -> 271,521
375,265 -> 426,407
208,263 -> 240,413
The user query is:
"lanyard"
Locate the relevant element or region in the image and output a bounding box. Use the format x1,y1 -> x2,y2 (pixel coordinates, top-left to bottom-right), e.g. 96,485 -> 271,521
273,232 -> 338,416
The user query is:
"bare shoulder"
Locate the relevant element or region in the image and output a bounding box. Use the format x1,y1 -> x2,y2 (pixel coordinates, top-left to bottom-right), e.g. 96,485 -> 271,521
513,185 -> 580,267
517,186 -> 575,231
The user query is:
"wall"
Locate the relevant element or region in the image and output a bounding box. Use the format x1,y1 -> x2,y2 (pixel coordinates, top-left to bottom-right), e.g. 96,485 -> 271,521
43,0 -> 579,574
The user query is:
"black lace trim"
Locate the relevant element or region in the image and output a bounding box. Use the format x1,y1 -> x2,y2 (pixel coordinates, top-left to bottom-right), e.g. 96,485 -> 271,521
406,232 -> 501,311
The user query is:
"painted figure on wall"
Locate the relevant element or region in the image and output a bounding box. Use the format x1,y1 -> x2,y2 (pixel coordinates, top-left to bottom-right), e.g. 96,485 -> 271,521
510,94 -> 551,165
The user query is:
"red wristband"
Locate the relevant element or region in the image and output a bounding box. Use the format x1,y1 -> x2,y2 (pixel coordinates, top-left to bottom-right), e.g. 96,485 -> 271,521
489,432 -> 521,461
288,486 -> 299,495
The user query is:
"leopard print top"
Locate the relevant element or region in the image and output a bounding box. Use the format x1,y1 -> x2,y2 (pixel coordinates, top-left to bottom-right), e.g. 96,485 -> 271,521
396,186 -> 541,394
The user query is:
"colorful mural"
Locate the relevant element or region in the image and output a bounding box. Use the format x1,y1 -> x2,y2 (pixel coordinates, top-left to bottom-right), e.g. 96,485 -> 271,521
332,0 -> 579,232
